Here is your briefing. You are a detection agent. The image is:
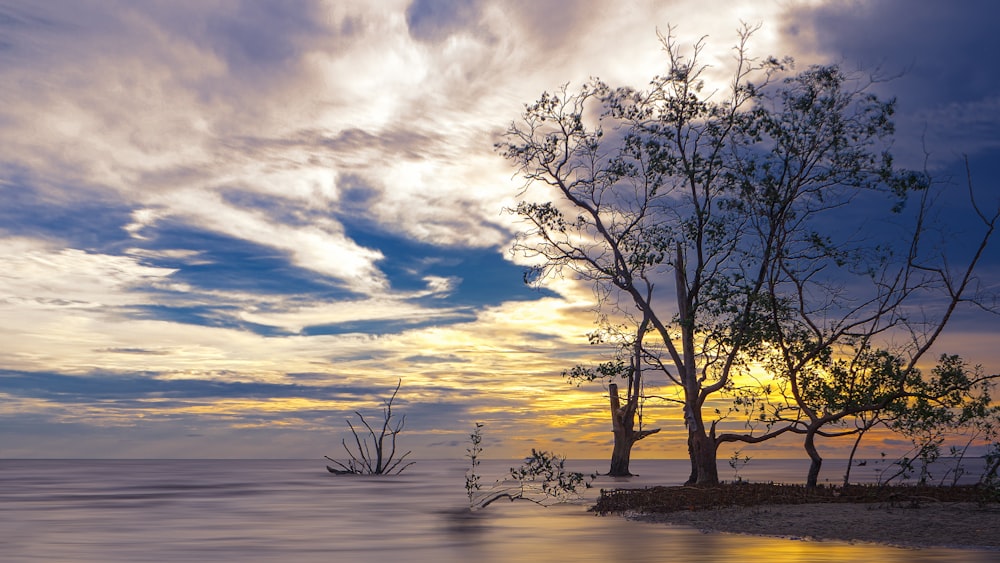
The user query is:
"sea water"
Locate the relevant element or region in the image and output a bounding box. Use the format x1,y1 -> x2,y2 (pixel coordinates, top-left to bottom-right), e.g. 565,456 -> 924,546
0,458 -> 996,562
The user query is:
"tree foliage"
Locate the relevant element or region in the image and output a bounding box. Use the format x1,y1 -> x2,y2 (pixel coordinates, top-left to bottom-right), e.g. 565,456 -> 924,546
498,24 -> 999,486
464,423 -> 592,510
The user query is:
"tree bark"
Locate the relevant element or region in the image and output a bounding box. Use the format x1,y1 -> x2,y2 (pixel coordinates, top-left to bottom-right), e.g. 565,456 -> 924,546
682,395 -> 720,485
608,383 -> 634,476
608,383 -> 659,476
686,427 -> 719,485
686,433 -> 698,485
805,429 -> 823,488
842,429 -> 865,487
609,431 -> 636,476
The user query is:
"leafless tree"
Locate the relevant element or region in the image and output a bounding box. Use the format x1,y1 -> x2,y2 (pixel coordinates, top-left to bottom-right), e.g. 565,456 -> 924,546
325,380 -> 414,475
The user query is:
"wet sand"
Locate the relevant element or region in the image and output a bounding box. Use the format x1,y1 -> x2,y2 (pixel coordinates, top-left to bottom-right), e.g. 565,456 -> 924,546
630,502 -> 1000,550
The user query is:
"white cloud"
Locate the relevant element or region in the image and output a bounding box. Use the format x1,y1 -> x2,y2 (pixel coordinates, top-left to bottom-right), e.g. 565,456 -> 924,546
236,296 -> 466,335
0,238 -> 176,306
137,189 -> 389,295
0,0 -> 808,275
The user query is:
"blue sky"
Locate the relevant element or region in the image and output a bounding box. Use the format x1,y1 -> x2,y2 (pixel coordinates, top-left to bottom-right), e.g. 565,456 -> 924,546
0,0 -> 997,460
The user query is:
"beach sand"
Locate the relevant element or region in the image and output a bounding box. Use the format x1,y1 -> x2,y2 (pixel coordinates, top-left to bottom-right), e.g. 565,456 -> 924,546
630,501 -> 1000,550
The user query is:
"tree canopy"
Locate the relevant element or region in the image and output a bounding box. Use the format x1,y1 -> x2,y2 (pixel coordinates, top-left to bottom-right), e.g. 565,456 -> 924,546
498,25 -> 998,485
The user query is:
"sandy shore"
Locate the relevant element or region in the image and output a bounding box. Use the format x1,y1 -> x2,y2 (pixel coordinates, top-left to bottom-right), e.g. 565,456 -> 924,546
630,501 -> 1000,550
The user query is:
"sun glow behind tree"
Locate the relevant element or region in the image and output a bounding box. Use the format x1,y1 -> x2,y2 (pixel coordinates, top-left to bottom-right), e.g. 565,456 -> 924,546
499,24 -> 998,483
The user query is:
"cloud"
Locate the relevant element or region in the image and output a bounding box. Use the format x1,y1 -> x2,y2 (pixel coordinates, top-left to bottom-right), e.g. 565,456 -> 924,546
780,0 -> 1000,166
137,190 -> 390,295
1,0 -> 996,459
0,238 -> 177,306
405,0 -> 483,42
0,288 -> 606,457
402,354 -> 471,364
242,297 -> 473,335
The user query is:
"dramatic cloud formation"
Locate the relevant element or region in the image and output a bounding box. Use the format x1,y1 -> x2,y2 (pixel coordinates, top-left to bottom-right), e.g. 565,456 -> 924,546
0,0 -> 996,459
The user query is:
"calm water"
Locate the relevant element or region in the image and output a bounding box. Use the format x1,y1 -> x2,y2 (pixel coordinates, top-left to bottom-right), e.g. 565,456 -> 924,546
1,458 -> 997,562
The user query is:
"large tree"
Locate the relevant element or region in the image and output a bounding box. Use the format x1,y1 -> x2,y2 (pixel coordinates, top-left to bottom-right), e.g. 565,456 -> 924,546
723,64 -> 1000,486
498,26 -> 997,485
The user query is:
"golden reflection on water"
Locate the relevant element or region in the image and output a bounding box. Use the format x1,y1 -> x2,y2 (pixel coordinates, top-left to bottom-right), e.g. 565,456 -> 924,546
453,502 -> 992,563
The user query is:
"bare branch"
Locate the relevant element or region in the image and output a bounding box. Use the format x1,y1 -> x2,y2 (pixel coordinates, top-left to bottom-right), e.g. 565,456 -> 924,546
325,380 -> 414,476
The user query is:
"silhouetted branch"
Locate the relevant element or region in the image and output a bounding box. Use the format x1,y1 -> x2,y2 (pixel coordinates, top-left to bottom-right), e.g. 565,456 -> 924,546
325,380 -> 414,476
465,424 -> 594,510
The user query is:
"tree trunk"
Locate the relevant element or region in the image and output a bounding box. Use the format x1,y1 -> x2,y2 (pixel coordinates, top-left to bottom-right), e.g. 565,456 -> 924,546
607,383 -> 659,476
842,430 -> 865,487
609,429 -> 636,476
805,429 -> 822,488
686,427 -> 719,485
685,433 -> 698,485
608,384 -> 635,476
683,398 -> 719,485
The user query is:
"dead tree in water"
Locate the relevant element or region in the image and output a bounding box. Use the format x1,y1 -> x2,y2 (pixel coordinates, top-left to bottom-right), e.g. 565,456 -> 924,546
565,316 -> 660,476
608,382 -> 660,476
325,380 -> 414,475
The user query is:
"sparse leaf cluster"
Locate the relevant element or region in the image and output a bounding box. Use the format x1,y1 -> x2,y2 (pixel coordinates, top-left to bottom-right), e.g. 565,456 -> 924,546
465,424 -> 593,510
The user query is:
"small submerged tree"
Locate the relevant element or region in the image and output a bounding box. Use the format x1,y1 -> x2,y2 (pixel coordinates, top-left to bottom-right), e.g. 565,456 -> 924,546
325,380 -> 414,475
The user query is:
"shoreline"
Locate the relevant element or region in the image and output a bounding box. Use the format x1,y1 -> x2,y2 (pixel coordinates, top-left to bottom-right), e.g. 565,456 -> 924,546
626,501 -> 1000,550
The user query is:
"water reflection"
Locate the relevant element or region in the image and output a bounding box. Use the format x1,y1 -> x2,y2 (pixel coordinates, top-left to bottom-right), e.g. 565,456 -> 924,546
0,459 -> 995,562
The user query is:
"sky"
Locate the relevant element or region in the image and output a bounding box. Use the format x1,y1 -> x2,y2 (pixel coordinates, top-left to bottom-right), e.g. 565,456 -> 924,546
1,0 -> 998,462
